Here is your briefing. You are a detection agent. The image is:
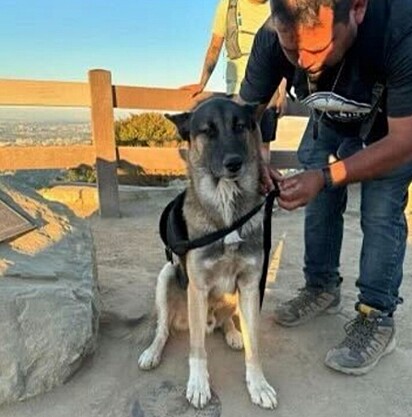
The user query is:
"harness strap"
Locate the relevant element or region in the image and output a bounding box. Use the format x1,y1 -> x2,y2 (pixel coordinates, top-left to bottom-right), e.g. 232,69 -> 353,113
183,193 -> 270,253
159,183 -> 280,309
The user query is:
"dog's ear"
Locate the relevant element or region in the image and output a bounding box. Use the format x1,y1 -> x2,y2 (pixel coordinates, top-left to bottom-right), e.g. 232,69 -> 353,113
242,102 -> 260,119
260,107 -> 279,142
165,112 -> 191,141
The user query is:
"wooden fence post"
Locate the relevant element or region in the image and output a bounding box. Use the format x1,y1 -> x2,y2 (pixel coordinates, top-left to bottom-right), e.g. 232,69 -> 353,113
88,69 -> 120,218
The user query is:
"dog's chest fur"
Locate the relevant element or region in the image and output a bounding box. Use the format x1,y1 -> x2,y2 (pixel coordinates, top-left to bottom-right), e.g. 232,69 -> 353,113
184,176 -> 264,295
202,252 -> 262,295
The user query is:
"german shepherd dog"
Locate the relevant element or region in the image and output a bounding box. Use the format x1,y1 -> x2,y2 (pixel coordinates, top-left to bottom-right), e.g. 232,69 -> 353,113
138,97 -> 277,409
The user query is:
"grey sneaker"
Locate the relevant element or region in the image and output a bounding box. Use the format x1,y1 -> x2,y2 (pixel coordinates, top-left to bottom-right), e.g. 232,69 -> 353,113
273,286 -> 341,327
324,303 -> 396,375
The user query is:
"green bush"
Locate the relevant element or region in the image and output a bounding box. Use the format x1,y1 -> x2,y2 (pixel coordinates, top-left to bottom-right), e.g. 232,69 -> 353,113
65,164 -> 97,183
115,112 -> 182,146
65,112 -> 184,183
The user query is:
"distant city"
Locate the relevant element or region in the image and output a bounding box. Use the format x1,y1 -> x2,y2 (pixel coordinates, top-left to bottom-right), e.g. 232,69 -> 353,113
0,107 -> 137,146
0,120 -> 92,146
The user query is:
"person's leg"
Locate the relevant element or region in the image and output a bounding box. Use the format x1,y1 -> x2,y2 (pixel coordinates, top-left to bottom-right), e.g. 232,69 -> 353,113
303,184 -> 346,290
304,135 -> 365,289
274,120 -> 353,326
325,160 -> 412,375
357,161 -> 412,312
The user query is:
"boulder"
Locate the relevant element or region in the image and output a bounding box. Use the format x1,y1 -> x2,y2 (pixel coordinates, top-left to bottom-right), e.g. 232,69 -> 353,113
0,176 -> 99,406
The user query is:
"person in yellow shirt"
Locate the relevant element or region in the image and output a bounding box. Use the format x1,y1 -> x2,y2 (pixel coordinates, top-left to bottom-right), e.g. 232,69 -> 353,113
182,0 -> 286,107
182,0 -> 286,144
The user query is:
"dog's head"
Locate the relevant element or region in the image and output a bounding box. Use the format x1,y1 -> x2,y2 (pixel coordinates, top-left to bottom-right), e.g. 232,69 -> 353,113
166,97 -> 262,181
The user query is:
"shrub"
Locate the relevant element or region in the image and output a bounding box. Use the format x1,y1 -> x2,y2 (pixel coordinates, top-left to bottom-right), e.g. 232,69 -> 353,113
65,164 -> 96,183
115,112 -> 182,146
65,112 -> 184,183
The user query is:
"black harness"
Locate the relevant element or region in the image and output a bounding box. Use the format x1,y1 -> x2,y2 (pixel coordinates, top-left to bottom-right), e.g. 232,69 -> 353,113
159,185 -> 280,309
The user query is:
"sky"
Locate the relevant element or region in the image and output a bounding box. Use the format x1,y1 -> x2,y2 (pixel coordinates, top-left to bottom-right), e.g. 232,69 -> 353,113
0,0 -> 226,91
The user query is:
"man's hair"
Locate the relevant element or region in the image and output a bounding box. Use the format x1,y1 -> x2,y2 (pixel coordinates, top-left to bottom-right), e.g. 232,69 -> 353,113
270,0 -> 353,26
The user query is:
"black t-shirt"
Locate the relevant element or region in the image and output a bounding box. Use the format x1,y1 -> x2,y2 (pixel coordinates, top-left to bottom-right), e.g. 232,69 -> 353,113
240,0 -> 412,142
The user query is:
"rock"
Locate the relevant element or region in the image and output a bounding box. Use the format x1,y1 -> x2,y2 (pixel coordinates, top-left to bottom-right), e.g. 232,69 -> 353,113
0,176 -> 99,406
39,184 -> 98,218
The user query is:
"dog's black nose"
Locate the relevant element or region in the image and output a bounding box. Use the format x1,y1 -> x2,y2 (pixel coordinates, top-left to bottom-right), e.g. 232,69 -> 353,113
223,154 -> 243,173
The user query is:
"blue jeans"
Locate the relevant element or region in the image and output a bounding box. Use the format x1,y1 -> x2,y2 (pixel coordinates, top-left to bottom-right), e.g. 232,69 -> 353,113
297,118 -> 412,314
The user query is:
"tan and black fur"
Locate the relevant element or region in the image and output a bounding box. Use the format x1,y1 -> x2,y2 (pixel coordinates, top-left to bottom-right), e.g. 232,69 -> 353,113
138,98 -> 277,409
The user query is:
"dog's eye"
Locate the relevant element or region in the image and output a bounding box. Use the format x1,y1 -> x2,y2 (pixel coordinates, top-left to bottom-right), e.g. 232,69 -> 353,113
234,123 -> 246,133
198,124 -> 217,137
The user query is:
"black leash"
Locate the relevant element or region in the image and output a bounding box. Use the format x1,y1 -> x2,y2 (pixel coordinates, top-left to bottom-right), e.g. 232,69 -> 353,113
159,182 -> 280,309
260,186 -> 278,308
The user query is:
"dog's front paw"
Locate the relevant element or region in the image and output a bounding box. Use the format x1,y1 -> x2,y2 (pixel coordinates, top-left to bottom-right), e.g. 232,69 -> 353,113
246,368 -> 277,409
138,346 -> 162,370
186,358 -> 211,408
225,328 -> 244,350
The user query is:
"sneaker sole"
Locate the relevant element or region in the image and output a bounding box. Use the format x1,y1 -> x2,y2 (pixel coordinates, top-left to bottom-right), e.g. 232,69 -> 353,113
324,336 -> 397,376
274,303 -> 342,328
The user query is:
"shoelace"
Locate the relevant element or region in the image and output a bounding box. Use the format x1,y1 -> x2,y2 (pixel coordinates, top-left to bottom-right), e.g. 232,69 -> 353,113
341,315 -> 379,351
286,287 -> 321,311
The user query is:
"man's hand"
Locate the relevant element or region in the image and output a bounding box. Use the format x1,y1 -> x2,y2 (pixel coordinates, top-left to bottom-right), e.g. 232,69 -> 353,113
180,83 -> 205,98
277,170 -> 325,210
260,163 -> 283,195
259,144 -> 283,194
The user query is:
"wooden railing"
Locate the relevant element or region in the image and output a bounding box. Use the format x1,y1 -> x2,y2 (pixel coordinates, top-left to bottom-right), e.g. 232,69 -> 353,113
0,69 -> 302,217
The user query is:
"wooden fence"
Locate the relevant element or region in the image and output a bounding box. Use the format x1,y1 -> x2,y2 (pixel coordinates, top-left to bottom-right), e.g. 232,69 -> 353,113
0,69 -> 302,217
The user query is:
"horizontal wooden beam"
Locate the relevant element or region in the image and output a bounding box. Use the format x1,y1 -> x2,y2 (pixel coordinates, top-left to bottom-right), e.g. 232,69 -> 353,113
0,79 -> 90,107
270,150 -> 300,169
0,144 -> 299,174
0,145 -> 95,170
117,146 -> 187,174
113,85 -> 205,111
116,146 -> 300,174
0,77 -> 308,116
112,85 -> 308,116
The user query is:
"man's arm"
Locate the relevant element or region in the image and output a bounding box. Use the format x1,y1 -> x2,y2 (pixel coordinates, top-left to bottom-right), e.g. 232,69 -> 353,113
238,24 -> 286,192
267,77 -> 288,117
181,34 -> 224,97
333,116 -> 412,183
181,0 -> 227,97
239,23 -> 288,137
238,95 -> 286,194
278,116 -> 412,210
277,32 -> 412,210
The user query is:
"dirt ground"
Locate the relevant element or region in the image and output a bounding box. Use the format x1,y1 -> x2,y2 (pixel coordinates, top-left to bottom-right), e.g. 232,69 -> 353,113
1,182 -> 412,417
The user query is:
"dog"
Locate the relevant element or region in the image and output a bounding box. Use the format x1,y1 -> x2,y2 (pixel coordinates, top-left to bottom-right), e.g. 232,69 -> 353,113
138,97 -> 277,409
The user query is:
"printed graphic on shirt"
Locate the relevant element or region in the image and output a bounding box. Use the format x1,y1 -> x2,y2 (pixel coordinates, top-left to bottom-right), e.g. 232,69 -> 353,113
301,92 -> 372,123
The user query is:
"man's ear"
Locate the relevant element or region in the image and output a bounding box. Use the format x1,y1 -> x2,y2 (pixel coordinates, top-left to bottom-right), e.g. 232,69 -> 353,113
352,0 -> 368,25
164,112 -> 191,141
